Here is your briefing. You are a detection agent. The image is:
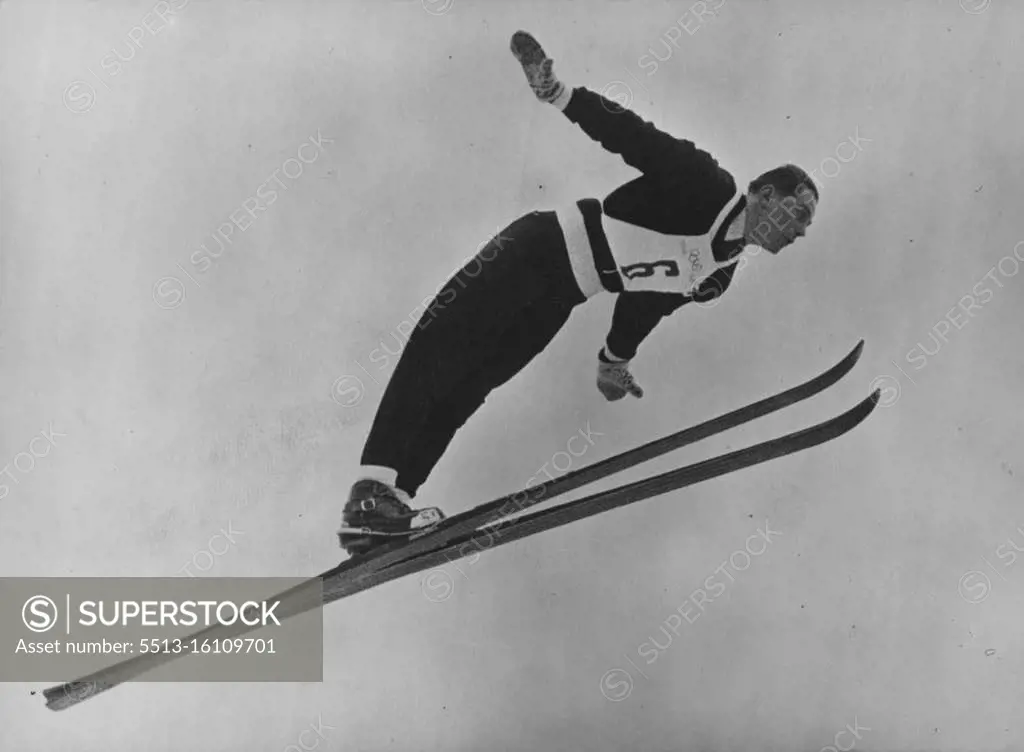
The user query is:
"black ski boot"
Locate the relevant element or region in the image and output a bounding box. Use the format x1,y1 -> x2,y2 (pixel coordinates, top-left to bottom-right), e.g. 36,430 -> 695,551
337,479 -> 445,557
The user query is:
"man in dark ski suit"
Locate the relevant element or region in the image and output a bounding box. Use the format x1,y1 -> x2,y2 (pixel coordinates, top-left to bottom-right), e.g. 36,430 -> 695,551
338,31 -> 819,556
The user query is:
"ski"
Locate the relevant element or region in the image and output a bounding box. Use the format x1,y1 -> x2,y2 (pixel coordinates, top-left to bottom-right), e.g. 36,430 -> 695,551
41,340 -> 867,711
319,389 -> 879,604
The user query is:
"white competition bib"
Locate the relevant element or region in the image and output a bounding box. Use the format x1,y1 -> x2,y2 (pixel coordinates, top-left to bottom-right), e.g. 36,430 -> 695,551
601,191 -> 747,295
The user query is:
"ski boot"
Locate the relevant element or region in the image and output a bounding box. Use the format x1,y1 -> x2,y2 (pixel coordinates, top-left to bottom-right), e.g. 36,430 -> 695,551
337,479 -> 445,558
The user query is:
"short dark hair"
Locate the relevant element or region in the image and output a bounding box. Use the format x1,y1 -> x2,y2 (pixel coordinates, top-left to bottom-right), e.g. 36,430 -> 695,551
748,164 -> 819,203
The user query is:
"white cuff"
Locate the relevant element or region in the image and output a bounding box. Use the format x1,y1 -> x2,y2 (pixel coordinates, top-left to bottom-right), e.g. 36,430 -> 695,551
602,345 -> 630,363
552,84 -> 573,111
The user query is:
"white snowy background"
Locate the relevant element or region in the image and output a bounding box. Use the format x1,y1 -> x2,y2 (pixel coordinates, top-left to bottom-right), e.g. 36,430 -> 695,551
1,0 -> 1022,750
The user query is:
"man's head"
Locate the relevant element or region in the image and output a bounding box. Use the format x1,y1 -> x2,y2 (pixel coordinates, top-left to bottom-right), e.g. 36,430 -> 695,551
743,164 -> 818,255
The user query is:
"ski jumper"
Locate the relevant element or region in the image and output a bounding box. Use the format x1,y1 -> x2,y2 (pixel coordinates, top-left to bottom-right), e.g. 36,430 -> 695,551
360,86 -> 754,497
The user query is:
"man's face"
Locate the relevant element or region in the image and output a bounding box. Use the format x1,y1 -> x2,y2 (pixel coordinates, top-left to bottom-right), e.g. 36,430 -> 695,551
748,185 -> 817,254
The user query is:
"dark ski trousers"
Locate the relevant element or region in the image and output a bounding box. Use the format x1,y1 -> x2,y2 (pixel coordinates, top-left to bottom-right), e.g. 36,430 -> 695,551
361,210 -> 587,497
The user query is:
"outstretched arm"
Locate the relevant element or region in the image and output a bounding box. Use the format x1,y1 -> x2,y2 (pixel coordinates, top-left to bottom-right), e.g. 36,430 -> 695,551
604,291 -> 688,362
604,264 -> 738,360
510,31 -> 721,180
561,87 -> 721,180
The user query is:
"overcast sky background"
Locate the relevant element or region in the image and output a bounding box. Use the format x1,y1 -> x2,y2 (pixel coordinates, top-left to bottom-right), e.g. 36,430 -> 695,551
1,1 -> 1022,750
